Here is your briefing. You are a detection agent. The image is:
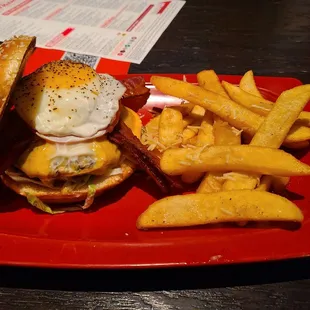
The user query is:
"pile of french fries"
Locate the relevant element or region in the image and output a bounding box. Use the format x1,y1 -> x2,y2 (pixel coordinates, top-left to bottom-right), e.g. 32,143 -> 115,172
137,70 -> 310,230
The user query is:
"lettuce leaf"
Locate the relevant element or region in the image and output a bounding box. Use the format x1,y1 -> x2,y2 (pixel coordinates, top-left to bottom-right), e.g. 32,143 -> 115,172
81,184 -> 96,210
6,169 -> 56,189
26,194 -> 82,215
62,174 -> 92,192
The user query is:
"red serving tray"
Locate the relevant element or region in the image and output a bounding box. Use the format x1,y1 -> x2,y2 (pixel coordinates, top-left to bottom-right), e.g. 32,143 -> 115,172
0,73 -> 309,269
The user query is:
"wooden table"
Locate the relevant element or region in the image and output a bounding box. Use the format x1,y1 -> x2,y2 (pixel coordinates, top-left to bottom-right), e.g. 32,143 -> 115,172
1,0 -> 310,309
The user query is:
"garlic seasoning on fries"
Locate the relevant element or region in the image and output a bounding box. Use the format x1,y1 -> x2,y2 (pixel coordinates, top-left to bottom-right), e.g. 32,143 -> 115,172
137,69 -> 310,230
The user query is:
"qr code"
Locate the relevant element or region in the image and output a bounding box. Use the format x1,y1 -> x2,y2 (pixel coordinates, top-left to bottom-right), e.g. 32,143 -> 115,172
61,52 -> 99,69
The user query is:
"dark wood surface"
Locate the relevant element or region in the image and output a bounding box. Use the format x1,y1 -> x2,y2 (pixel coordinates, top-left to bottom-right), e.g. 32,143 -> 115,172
131,0 -> 310,83
1,0 -> 310,309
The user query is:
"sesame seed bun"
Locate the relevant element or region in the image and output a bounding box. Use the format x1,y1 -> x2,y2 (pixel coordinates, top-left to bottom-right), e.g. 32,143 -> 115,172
0,36 -> 36,175
0,35 -> 36,121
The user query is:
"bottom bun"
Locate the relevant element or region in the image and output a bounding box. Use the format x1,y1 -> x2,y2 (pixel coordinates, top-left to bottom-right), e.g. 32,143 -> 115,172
2,160 -> 135,204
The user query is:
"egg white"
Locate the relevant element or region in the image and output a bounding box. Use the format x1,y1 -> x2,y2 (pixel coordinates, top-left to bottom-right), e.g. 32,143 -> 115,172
15,73 -> 126,141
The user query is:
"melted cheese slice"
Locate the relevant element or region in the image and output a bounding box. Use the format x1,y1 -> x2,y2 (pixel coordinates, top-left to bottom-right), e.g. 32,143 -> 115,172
17,138 -> 121,178
120,106 -> 142,138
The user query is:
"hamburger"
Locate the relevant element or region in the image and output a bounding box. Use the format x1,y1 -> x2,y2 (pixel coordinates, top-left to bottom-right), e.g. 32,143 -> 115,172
0,35 -> 147,213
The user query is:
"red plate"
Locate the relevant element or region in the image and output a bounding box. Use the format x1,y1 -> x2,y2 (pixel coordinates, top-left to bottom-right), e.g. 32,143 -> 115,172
0,74 -> 309,269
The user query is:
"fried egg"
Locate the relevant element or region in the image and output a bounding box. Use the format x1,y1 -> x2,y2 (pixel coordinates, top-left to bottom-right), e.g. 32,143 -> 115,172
13,61 -> 126,142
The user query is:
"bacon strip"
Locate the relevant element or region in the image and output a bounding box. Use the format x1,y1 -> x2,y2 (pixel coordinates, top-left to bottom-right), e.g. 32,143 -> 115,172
121,76 -> 150,112
122,76 -> 149,98
109,121 -> 184,194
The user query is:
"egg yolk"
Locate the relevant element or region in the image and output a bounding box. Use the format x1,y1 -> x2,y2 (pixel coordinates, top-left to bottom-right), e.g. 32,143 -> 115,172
23,60 -> 98,90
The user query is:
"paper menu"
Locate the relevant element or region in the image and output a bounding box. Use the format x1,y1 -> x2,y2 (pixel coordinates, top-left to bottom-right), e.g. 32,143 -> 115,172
0,0 -> 185,64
